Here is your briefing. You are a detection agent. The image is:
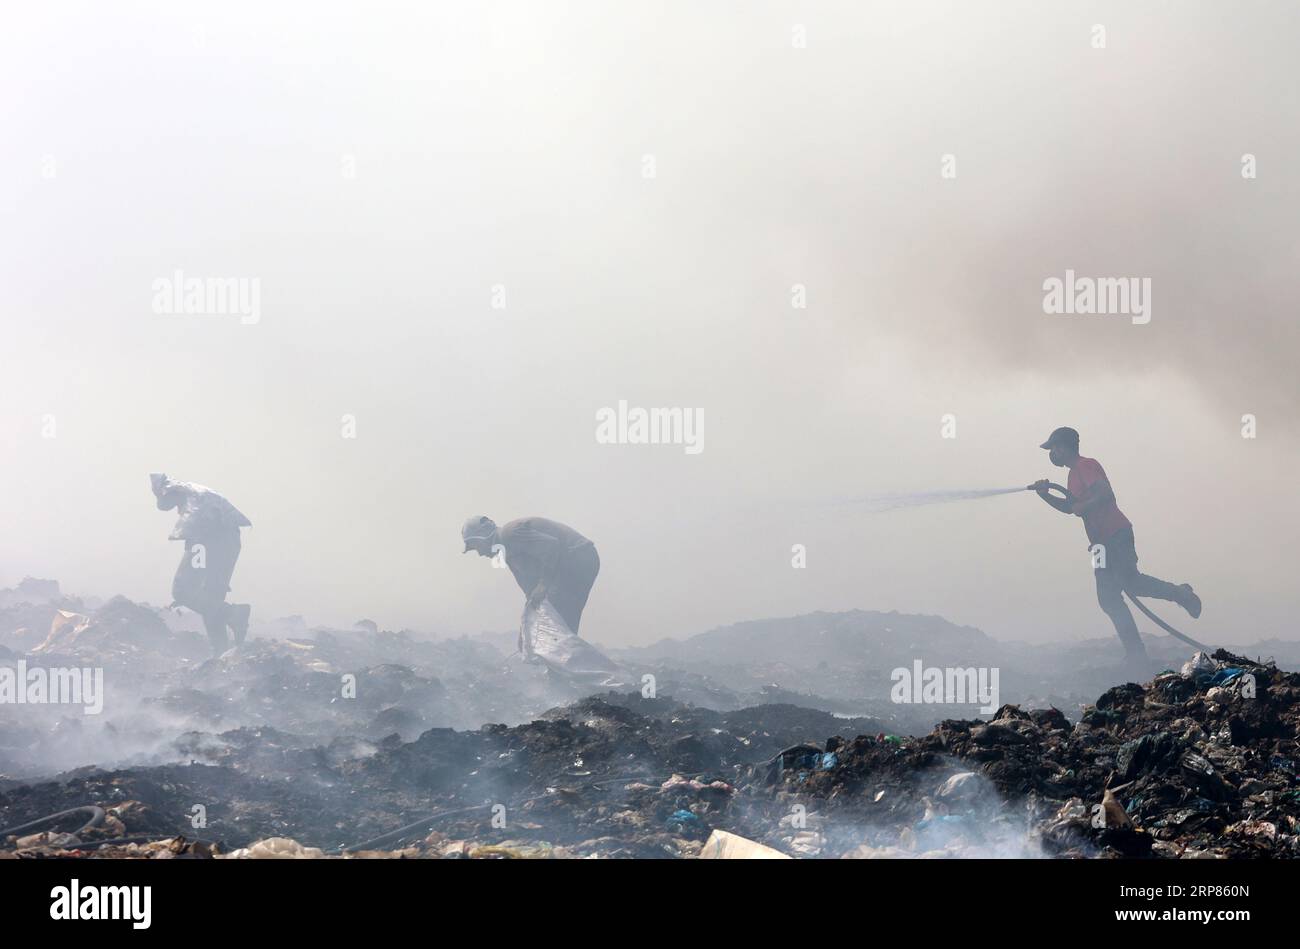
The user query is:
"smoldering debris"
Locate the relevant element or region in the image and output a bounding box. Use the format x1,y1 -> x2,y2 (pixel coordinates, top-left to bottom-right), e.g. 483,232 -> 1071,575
0,587 -> 634,778
0,695 -> 886,858
3,580 -> 1300,859
4,646 -> 1300,859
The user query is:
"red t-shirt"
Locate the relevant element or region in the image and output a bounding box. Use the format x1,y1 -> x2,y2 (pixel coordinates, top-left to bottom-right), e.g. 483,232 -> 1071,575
1067,456 -> 1132,544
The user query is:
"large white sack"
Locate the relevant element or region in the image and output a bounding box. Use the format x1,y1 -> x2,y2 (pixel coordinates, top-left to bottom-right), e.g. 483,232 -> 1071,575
519,599 -> 619,676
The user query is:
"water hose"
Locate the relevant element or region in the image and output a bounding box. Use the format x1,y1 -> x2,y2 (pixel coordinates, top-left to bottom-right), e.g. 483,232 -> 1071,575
1027,481 -> 1071,500
0,805 -> 105,839
1126,592 -> 1210,651
339,803 -> 494,853
1027,482 -> 1210,650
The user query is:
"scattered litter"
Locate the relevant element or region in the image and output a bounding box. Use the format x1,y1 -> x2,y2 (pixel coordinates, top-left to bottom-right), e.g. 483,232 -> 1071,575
225,837 -> 325,859
698,830 -> 791,859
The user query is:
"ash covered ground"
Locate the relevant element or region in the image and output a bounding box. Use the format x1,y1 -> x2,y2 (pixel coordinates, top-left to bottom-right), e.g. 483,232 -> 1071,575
3,577 -> 1299,859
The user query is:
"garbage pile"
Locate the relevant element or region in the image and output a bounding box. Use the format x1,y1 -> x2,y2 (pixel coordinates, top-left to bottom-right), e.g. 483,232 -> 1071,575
0,586 -> 829,779
758,649 -> 1300,858
34,596 -> 206,662
0,578 -> 88,656
4,648 -> 1297,858
0,696 -> 884,858
0,590 -> 657,778
4,577 -> 1299,859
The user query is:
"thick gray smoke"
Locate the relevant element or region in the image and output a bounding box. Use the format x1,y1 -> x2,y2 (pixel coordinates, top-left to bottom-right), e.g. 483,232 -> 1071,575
2,2 -> 1297,647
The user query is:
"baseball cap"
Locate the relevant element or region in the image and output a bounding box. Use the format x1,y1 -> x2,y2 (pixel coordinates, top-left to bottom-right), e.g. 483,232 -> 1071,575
1039,427 -> 1080,450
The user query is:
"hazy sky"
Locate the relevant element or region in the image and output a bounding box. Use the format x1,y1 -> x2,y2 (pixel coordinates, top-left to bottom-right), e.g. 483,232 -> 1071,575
3,1 -> 1297,646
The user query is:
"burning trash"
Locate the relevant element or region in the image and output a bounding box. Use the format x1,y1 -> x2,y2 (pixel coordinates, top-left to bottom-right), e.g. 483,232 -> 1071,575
4,630 -> 1297,860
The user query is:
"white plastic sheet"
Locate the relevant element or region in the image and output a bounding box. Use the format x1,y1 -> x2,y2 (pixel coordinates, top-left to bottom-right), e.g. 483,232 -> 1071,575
519,599 -> 619,677
1181,651 -> 1218,678
698,830 -> 791,859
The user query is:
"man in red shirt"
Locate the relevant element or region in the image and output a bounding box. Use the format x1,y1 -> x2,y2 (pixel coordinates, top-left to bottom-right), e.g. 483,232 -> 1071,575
1031,427 -> 1201,661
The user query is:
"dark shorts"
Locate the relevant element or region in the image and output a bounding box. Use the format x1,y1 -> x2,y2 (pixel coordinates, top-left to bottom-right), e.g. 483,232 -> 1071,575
1094,526 -> 1139,575
548,544 -> 600,633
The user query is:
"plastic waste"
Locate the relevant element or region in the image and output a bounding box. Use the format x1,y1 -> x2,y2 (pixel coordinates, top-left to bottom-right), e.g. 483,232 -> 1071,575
519,598 -> 619,676
1208,667 -> 1245,687
1100,787 -> 1132,829
32,610 -> 91,654
468,843 -> 555,859
1181,651 -> 1218,680
937,771 -> 980,799
224,837 -> 325,859
698,829 -> 791,859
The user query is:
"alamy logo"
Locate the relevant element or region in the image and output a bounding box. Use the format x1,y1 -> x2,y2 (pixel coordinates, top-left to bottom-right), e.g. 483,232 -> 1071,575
0,661 -> 103,714
49,880 -> 151,929
890,660 -> 1000,714
595,400 -> 703,454
152,269 -> 261,324
1042,269 -> 1151,324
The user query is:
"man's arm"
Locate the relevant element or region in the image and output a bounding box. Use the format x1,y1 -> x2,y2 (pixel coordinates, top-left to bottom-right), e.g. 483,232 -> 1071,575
503,522 -> 566,607
1031,480 -> 1074,514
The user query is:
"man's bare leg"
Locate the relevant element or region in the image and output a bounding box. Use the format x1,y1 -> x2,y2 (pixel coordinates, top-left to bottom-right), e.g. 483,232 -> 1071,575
202,609 -> 230,655
227,603 -> 251,645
